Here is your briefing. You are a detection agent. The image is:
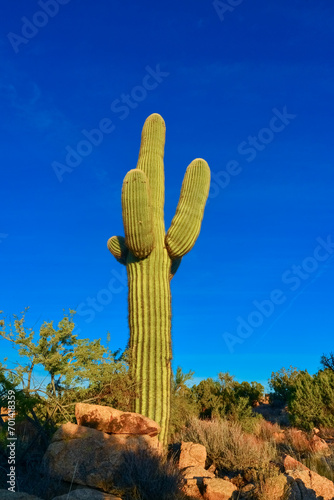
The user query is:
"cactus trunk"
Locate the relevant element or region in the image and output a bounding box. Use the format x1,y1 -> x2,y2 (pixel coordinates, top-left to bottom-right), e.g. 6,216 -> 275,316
127,247 -> 171,445
107,114 -> 210,445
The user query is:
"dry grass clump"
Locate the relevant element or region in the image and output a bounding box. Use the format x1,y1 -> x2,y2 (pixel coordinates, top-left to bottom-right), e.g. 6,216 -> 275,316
319,426 -> 334,440
282,428 -> 313,455
180,417 -> 277,474
254,419 -> 283,442
111,445 -> 188,500
252,474 -> 291,500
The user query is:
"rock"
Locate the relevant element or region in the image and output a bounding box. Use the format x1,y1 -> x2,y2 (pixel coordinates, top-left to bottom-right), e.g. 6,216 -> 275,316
52,489 -> 122,499
0,492 -> 43,500
182,478 -> 203,499
202,477 -> 237,500
207,464 -> 217,475
75,403 -> 160,437
284,454 -> 334,500
179,441 -> 207,469
287,469 -> 334,500
183,465 -> 215,485
43,422 -> 159,492
283,454 -> 309,472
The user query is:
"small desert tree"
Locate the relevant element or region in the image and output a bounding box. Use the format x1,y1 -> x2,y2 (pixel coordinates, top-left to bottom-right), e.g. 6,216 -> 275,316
0,309 -> 134,422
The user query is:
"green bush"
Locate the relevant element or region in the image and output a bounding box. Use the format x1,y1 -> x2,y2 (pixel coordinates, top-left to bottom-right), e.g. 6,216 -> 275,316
288,369 -> 334,430
234,381 -> 264,407
268,366 -> 301,406
190,372 -> 263,429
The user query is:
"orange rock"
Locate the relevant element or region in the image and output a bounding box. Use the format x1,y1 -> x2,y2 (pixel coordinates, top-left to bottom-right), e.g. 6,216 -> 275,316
75,403 -> 160,436
283,454 -> 309,472
43,422 -> 160,491
202,478 -> 237,500
182,478 -> 203,499
283,454 -> 334,500
179,441 -> 207,469
288,469 -> 334,500
183,465 -> 215,482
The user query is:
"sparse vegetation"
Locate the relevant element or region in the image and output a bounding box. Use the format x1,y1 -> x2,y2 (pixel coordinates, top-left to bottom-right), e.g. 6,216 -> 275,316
179,416 -> 277,474
1,311 -> 334,498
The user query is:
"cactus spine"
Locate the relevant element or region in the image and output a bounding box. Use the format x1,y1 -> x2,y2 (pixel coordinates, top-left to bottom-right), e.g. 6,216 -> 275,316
107,114 -> 210,444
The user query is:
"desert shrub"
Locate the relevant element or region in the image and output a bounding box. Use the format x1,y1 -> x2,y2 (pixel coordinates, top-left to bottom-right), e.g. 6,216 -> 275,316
268,366 -> 301,406
281,428 -> 313,455
0,413 -> 54,496
191,372 -> 264,427
180,417 -> 276,474
253,473 -> 291,500
254,419 -> 282,442
288,369 -> 334,430
192,377 -> 225,419
228,396 -> 263,433
111,446 -> 187,500
233,381 -> 264,407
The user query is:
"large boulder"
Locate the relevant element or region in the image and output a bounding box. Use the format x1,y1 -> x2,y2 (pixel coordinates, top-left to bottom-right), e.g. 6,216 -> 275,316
75,403 -> 160,437
287,470 -> 334,499
179,441 -> 207,469
202,477 -> 238,500
43,422 -> 159,492
284,454 -> 334,500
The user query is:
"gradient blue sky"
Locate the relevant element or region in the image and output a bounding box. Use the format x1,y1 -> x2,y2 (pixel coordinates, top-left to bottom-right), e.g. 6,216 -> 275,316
1,0 -> 333,390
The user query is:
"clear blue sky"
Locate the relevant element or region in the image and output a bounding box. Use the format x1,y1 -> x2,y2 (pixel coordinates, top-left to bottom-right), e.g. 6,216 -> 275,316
1,0 -> 333,390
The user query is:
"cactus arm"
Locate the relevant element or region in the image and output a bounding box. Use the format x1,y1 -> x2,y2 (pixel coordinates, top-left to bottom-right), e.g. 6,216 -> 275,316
107,236 -> 128,265
136,113 -> 166,222
165,159 -> 210,259
122,169 -> 154,259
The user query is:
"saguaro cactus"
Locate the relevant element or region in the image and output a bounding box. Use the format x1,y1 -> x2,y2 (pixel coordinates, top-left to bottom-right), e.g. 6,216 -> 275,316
107,113 -> 210,444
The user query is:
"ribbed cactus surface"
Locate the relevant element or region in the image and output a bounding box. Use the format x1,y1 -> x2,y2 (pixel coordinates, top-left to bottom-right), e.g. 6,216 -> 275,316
107,114 -> 210,444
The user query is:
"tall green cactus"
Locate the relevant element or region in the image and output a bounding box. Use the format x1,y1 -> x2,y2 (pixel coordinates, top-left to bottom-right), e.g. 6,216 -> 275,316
107,113 -> 210,444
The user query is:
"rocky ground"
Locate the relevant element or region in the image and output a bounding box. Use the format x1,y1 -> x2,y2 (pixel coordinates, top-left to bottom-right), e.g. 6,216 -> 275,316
1,403 -> 334,500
